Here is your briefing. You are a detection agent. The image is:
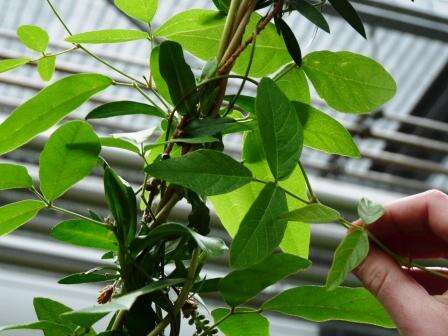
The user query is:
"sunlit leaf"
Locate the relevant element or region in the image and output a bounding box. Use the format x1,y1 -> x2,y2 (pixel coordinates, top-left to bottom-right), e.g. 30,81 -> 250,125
114,0 -> 158,23
282,203 -> 340,223
17,25 -> 49,52
33,298 -> 77,336
212,308 -> 269,336
37,55 -> 56,81
0,57 -> 31,73
274,64 -> 310,104
0,200 -> 46,237
86,101 -> 165,119
0,163 -> 33,191
66,29 -> 148,44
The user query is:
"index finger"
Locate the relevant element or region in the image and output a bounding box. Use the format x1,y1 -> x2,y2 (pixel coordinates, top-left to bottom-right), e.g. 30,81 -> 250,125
367,189 -> 448,259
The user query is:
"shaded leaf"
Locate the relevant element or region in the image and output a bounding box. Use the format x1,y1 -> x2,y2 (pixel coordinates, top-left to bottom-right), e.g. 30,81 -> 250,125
37,55 -> 56,81
0,163 -> 33,191
291,1 -> 330,33
274,64 -> 310,104
212,0 -> 230,12
59,271 -> 118,285
230,183 -> 288,269
326,229 -> 369,290
150,46 -> 172,104
0,200 -> 46,237
256,77 -> 302,180
212,308 -> 269,336
276,17 -> 302,67
282,203 -> 340,223
146,149 -> 253,196
0,57 -> 31,73
358,197 -> 385,224
220,253 -> 310,306
66,29 -> 148,44
0,321 -> 70,333
87,101 -> 165,119
293,102 -> 360,157
262,285 -> 394,328
159,41 -> 198,117
17,25 -> 49,52
0,73 -> 112,155
33,298 -> 77,336
114,0 -> 158,23
51,219 -> 118,251
184,117 -> 237,137
303,51 -> 396,113
328,0 -> 366,38
39,121 -> 101,201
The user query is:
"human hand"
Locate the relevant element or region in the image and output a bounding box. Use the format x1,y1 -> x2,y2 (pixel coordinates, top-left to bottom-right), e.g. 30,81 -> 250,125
355,190 -> 448,336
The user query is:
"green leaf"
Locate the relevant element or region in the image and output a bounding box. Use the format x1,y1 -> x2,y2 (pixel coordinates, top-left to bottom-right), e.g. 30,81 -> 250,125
104,166 -> 137,245
0,57 -> 31,73
328,0 -> 366,38
212,0 -> 230,12
62,279 -> 183,327
230,183 -> 288,269
303,51 -> 396,113
220,253 -> 310,306
282,203 -> 341,223
37,55 -> 56,81
291,1 -> 330,33
358,197 -> 386,224
225,95 -> 255,114
326,229 -> 369,290
33,298 -> 77,336
276,17 -> 302,68
58,271 -> 118,285
100,136 -> 140,154
66,29 -> 148,44
132,222 -> 227,257
146,149 -> 253,196
86,101 -> 165,119
0,200 -> 46,237
101,128 -> 157,154
114,0 -> 158,23
0,321 -> 70,333
39,121 -> 101,201
256,77 -> 302,180
150,46 -> 172,104
159,41 -> 198,117
0,73 -> 112,155
262,285 -> 394,328
212,308 -> 269,336
184,117 -> 237,137
155,10 -> 290,77
51,220 -> 118,251
0,163 -> 33,190
274,64 -> 310,104
293,102 -> 360,157
17,25 -> 49,52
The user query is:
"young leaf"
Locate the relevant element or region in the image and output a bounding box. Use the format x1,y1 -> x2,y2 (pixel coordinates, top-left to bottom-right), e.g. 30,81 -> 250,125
59,271 -> 118,285
66,29 -> 148,44
114,0 -> 158,23
326,229 -> 369,290
61,279 -> 183,327
212,308 -> 269,336
150,46 -> 172,104
282,203 -> 341,223
276,17 -> 302,68
262,285 -> 394,328
293,102 -> 360,157
230,183 -> 288,269
274,64 -> 310,104
86,101 -> 165,119
39,121 -> 101,201
303,51 -> 396,113
256,77 -> 303,180
52,220 -> 118,251
145,149 -> 253,196
37,55 -> 56,81
104,166 -> 137,245
17,25 -> 49,52
290,0 -> 330,33
159,41 -> 198,117
0,73 -> 112,155
0,163 -> 33,191
0,57 -> 31,73
33,298 -> 77,335
328,0 -> 366,38
358,198 -> 386,224
220,253 -> 311,306
155,10 -> 290,77
0,200 -> 46,237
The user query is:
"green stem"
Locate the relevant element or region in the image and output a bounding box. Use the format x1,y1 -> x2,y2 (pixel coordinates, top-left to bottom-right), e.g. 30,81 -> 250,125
50,205 -> 109,227
217,0 -> 242,62
252,178 -> 311,205
111,310 -> 126,331
298,161 -> 317,202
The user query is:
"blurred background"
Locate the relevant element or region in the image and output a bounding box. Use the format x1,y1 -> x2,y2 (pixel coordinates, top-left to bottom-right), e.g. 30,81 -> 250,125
0,0 -> 447,335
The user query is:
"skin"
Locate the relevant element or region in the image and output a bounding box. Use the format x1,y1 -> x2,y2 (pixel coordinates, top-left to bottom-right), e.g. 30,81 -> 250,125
354,190 -> 448,336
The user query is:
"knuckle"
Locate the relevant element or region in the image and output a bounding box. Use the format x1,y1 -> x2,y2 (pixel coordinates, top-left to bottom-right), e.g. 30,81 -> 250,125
358,261 -> 390,297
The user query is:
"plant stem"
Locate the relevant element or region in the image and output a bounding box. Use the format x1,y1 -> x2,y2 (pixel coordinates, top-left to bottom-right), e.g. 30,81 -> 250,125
299,161 -> 317,202
111,310 -> 126,331
217,0 -> 242,62
50,205 -> 108,227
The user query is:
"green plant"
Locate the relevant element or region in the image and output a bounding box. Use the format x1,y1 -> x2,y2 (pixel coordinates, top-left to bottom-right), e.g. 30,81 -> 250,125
0,0 -> 439,335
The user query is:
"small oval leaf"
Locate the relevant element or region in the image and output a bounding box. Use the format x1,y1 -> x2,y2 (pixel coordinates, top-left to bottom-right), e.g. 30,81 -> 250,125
37,55 -> 56,81
357,197 -> 386,224
17,25 -> 49,52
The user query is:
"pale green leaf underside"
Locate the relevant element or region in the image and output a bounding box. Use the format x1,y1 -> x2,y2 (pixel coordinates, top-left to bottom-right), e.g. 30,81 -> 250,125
262,285 -> 395,328
283,203 -> 341,223
303,51 -> 396,113
274,64 -> 310,104
357,197 -> 386,224
0,200 -> 46,237
212,308 -> 269,336
66,29 -> 148,44
114,0 -> 158,23
37,55 -> 56,81
17,25 -> 49,52
0,73 -> 112,155
155,10 -> 290,77
0,163 -> 33,191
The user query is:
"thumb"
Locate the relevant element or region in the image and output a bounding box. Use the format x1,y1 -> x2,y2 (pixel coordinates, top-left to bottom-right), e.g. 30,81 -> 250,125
355,248 -> 437,333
